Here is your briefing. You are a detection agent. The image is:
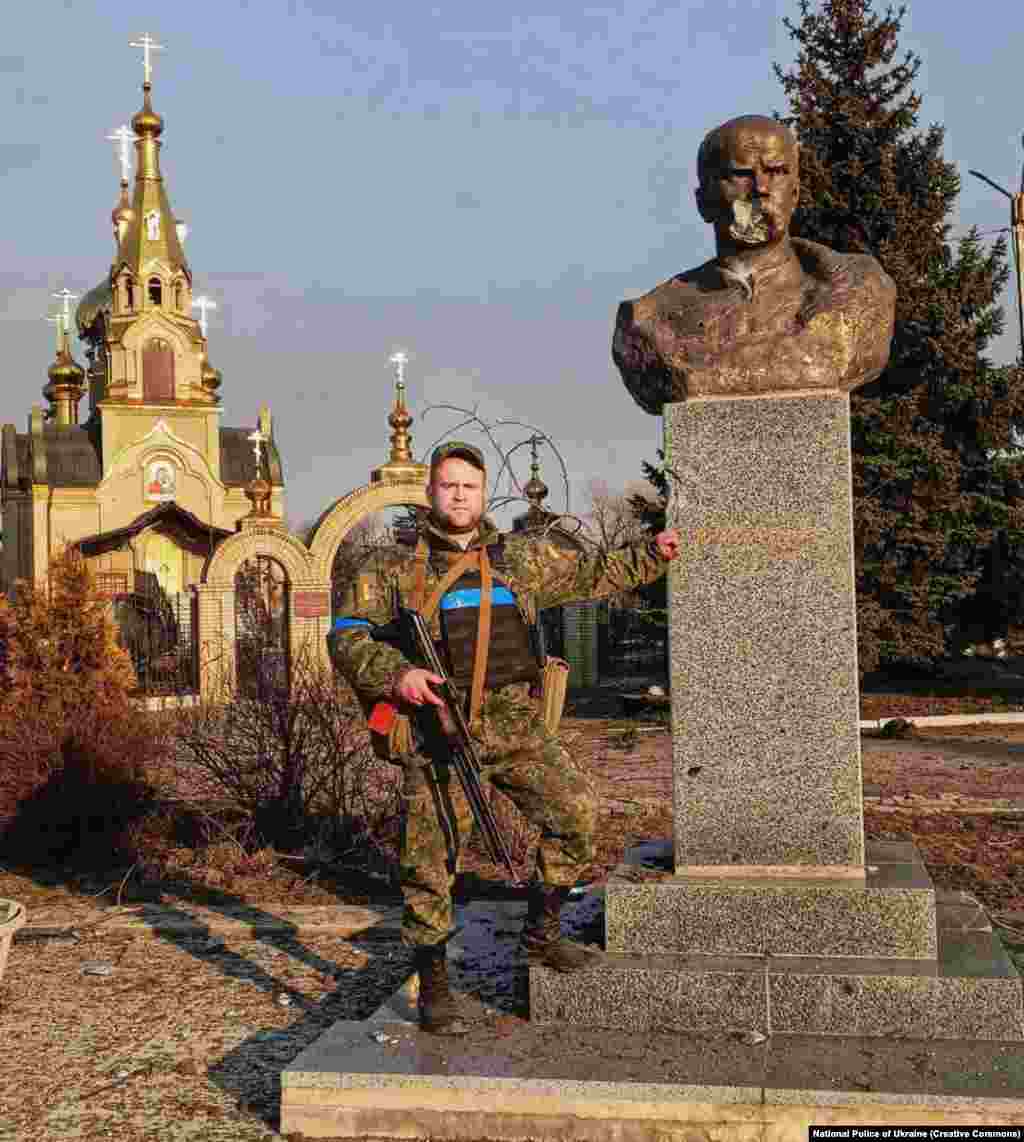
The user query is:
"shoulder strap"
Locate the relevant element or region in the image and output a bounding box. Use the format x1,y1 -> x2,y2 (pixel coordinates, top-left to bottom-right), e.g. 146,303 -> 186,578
410,535 -> 430,611
421,548 -> 479,622
469,545 -> 493,724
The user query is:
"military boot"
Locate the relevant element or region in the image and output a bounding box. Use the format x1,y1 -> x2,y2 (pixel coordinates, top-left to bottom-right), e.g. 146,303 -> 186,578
520,882 -> 606,972
413,942 -> 473,1034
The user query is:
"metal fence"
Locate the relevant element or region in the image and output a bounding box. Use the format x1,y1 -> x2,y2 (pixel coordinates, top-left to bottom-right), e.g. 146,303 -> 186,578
537,607 -> 565,661
111,573 -> 198,697
597,604 -> 668,680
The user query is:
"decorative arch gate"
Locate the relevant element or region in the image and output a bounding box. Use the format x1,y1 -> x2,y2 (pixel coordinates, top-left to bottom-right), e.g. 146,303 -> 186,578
235,554 -> 290,697
194,476 -> 430,701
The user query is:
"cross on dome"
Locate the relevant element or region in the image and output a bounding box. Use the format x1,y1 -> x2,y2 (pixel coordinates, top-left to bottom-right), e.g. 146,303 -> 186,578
192,295 -> 217,338
106,124 -> 138,182
389,350 -> 409,390
247,428 -> 267,475
52,288 -> 78,326
129,33 -> 164,85
45,312 -> 66,350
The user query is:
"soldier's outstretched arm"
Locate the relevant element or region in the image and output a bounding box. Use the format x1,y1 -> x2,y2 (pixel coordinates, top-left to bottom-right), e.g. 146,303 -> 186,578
504,531 -> 674,612
328,615 -> 411,703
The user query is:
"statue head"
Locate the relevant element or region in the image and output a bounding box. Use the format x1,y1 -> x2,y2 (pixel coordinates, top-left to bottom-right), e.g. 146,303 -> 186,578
695,115 -> 799,250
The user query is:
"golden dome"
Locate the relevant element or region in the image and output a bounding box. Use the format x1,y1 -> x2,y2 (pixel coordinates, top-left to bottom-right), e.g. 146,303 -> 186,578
244,476 -> 273,517
76,278 -> 113,335
524,473 -> 549,505
111,185 -> 134,229
46,348 -> 86,391
201,359 -> 222,393
131,85 -> 164,138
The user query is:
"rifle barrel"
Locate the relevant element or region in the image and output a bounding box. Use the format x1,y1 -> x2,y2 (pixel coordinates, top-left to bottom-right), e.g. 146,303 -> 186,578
401,607 -> 520,885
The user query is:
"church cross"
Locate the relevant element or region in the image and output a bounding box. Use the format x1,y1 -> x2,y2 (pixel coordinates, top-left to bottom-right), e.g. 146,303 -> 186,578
52,288 -> 78,327
389,349 -> 409,392
129,33 -> 164,85
192,295 -> 217,337
45,312 -> 66,351
106,124 -> 138,182
247,428 -> 268,477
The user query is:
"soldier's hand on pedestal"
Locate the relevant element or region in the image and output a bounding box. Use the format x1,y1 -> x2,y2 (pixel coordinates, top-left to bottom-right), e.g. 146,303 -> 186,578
655,529 -> 681,560
395,667 -> 447,707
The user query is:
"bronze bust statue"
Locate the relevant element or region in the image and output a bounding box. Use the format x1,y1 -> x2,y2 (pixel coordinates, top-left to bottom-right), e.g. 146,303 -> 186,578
612,115 -> 896,414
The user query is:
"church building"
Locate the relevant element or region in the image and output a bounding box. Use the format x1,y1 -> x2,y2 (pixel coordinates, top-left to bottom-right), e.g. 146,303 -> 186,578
0,64 -> 285,603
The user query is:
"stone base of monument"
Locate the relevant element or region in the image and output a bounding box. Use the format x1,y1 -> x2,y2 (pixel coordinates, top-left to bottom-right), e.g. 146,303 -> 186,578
531,840 -> 1024,1042
281,893 -> 1024,1141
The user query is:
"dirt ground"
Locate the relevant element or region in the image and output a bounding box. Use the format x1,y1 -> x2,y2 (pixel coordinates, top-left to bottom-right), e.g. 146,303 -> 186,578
3,707 -> 1024,1140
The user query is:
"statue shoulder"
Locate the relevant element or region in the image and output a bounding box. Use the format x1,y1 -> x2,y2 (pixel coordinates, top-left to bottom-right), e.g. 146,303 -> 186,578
616,259 -> 731,338
792,238 -> 896,306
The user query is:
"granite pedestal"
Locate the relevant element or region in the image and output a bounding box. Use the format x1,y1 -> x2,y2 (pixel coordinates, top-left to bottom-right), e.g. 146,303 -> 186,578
530,394 -> 1024,1042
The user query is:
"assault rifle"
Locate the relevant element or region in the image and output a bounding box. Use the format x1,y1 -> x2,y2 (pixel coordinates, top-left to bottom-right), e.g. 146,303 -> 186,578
372,606 -> 520,885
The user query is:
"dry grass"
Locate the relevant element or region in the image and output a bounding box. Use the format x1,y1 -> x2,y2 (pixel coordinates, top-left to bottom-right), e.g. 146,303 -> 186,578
4,713 -> 1024,1140
0,926 -> 414,1140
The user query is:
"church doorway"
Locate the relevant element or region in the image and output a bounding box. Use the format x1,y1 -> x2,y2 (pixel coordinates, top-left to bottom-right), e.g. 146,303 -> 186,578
235,555 -> 290,698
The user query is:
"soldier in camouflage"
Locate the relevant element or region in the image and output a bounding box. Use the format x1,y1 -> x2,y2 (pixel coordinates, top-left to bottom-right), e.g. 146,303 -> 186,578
329,441 -> 680,1033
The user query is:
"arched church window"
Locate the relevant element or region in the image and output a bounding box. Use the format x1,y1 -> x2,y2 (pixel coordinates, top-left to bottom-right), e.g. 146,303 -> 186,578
148,277 -> 162,307
142,338 -> 175,403
235,556 -> 290,698
174,280 -> 184,311
125,276 -> 135,311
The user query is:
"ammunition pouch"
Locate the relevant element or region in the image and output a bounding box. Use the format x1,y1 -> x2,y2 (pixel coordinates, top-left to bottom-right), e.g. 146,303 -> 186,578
540,656 -> 570,735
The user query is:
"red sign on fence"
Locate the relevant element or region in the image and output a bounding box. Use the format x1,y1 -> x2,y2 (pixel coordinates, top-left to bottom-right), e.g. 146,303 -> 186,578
292,590 -> 330,618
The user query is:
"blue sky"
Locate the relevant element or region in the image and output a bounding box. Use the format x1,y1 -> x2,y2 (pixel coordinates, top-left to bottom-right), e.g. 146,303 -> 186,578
3,0 -> 1023,528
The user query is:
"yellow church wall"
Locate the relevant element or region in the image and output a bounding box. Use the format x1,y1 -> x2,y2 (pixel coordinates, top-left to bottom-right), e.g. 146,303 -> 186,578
47,493 -> 102,556
110,308 -> 205,405
97,461 -> 219,534
99,405 -> 220,477
31,486 -> 49,584
0,494 -> 28,589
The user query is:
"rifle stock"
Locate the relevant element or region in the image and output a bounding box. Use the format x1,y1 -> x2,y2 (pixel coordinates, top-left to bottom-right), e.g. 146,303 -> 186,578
389,606 -> 520,885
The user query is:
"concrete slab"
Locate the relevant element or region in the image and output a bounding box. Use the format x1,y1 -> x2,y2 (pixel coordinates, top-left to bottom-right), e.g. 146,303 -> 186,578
861,712 -> 1024,729
282,1009 -> 1024,1141
16,902 -> 404,942
281,898 -> 1024,1140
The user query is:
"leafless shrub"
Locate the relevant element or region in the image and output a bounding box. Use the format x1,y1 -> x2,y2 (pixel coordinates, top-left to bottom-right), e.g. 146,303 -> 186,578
171,639 -> 401,855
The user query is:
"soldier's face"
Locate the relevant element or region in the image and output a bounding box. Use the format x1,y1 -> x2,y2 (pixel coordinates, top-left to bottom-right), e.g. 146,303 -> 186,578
428,458 -> 485,533
697,125 -> 798,247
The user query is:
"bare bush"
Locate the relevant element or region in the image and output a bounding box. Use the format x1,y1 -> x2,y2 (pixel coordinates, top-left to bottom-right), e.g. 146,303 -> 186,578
172,639 -> 401,856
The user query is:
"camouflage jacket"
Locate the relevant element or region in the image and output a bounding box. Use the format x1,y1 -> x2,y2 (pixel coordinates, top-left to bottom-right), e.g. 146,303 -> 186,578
328,515 -> 669,705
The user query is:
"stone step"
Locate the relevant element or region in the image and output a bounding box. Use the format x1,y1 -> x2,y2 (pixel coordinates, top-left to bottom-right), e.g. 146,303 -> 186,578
530,925 -> 1024,1041
606,839 -> 938,959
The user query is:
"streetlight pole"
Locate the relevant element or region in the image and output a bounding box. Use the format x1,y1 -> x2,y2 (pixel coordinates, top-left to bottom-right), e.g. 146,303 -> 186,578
969,135 -> 1024,362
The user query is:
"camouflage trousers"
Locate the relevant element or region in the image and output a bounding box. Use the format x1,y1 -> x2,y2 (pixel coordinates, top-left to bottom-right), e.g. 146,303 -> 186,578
398,682 -> 596,948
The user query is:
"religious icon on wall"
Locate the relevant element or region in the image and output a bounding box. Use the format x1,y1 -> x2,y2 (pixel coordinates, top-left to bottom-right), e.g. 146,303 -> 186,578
144,210 -> 161,240
145,460 -> 176,502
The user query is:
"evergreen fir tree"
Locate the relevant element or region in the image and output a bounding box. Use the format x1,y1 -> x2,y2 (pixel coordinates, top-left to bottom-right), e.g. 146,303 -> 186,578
773,0 -> 1024,673
629,450 -> 669,616
0,549 -> 158,861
